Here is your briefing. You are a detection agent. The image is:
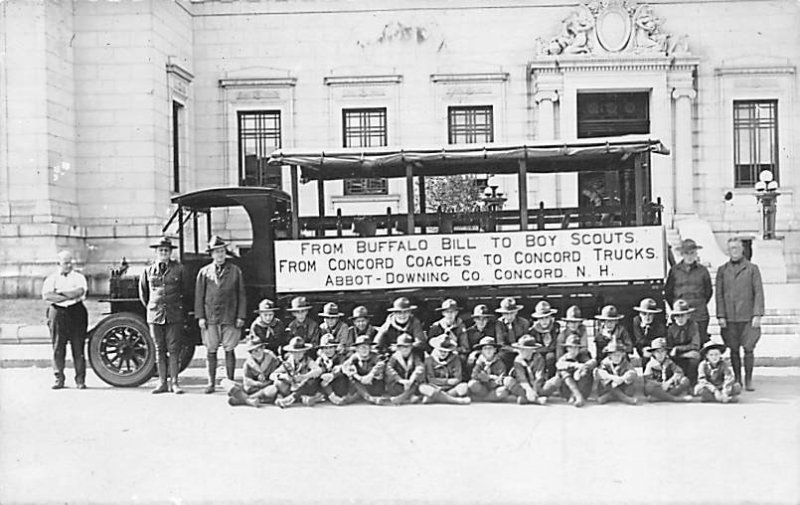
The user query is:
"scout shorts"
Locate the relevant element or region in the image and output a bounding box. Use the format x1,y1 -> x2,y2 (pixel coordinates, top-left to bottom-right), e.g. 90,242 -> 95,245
202,324 -> 241,352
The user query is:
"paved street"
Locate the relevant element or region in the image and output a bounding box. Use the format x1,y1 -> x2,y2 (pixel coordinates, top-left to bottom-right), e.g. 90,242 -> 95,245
1,367 -> 799,505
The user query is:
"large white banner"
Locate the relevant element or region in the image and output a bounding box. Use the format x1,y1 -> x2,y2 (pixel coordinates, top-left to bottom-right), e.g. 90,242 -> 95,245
274,226 -> 666,293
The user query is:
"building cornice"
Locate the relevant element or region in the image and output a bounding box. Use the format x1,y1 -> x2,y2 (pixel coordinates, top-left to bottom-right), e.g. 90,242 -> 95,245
529,55 -> 699,74
219,77 -> 297,88
324,75 -> 403,86
714,66 -> 796,76
166,61 -> 194,82
430,72 -> 509,84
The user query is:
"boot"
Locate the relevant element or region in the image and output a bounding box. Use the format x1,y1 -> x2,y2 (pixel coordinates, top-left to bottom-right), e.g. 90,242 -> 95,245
205,354 -> 218,394
171,377 -> 184,395
744,352 -> 755,391
730,349 -> 742,385
228,385 -> 257,407
276,394 -> 296,409
168,352 -> 182,394
563,377 -> 585,407
434,391 -> 471,405
612,389 -> 639,405
225,351 -> 236,381
152,359 -> 169,394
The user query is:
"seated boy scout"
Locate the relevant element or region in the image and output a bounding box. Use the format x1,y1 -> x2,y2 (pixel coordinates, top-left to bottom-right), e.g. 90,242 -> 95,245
595,341 -> 639,405
463,304 -> 494,370
467,336 -> 508,402
556,305 -> 588,361
418,336 -> 471,405
593,305 -> 634,362
502,335 -> 554,405
666,299 -> 702,384
223,338 -> 280,407
694,340 -> 741,403
316,333 -> 349,405
342,335 -> 388,405
347,306 -> 378,350
428,299 -> 468,357
270,336 -> 323,408
556,334 -> 597,407
286,296 -> 321,348
384,333 -> 424,405
495,297 -> 530,369
249,299 -> 287,357
631,298 -> 665,370
529,300 -> 560,377
318,302 -> 351,353
374,297 -> 427,355
642,337 -> 693,403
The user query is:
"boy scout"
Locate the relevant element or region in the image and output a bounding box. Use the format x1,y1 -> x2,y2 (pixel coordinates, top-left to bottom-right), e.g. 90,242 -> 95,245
503,335 -> 556,405
286,296 -> 321,348
138,237 -> 184,394
418,336 -> 471,405
529,300 -> 560,377
223,338 -> 280,407
556,334 -> 597,407
249,299 -> 287,357
270,337 -> 323,408
342,335 -> 388,405
495,298 -> 530,369
595,341 -> 639,405
642,337 -> 693,402
316,333 -> 349,405
463,304 -> 494,369
632,298 -> 665,370
594,305 -> 633,361
467,336 -> 508,402
347,306 -> 378,349
694,340 -> 741,403
384,333 -> 425,405
556,305 -> 588,360
666,299 -> 702,384
374,297 -> 427,355
428,299 -> 468,357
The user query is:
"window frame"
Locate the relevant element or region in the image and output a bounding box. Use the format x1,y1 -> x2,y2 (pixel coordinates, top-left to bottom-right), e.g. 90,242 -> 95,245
733,99 -> 779,188
342,107 -> 389,196
447,105 -> 494,145
237,110 -> 283,188
171,100 -> 184,194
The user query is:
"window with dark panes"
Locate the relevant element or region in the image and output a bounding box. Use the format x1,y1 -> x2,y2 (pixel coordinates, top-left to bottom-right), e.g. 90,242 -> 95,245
171,101 -> 183,193
734,100 -> 778,187
448,106 -> 494,144
343,108 -> 388,196
238,110 -> 282,188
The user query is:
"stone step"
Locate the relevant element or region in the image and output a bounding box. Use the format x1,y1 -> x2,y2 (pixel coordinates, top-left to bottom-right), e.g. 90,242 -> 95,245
708,324 -> 798,336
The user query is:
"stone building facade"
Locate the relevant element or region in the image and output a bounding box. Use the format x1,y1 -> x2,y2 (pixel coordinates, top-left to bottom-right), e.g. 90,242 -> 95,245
0,0 -> 797,295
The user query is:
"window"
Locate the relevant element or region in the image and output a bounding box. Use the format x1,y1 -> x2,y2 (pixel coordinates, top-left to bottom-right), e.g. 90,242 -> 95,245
238,110 -> 282,188
448,106 -> 494,144
343,108 -> 388,196
577,92 -> 649,138
171,101 -> 184,193
734,100 -> 778,187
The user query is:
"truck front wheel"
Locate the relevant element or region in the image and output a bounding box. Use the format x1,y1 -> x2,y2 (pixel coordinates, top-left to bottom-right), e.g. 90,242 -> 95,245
88,313 -> 155,387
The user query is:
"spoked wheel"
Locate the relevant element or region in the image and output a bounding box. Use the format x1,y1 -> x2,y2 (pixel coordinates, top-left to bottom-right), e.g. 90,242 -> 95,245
89,313 -> 155,387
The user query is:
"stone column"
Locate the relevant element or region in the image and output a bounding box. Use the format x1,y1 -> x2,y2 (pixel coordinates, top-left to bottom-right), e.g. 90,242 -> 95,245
534,90 -> 559,207
672,87 -> 696,215
535,90 -> 558,139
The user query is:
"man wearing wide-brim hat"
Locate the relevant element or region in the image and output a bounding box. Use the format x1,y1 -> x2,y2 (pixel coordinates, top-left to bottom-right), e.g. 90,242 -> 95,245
494,297 -> 530,370
428,298 -> 468,358
194,235 -> 247,393
139,237 -> 185,394
374,297 -> 426,356
418,335 -> 471,405
666,238 -> 713,345
631,298 -> 666,371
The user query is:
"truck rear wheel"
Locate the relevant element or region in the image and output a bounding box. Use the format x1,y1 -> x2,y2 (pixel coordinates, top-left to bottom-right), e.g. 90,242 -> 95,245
89,313 -> 155,387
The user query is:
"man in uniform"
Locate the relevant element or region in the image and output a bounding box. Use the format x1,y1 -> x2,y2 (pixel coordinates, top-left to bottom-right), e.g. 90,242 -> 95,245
195,236 -> 247,393
139,237 -> 185,394
666,238 -> 713,344
42,250 -> 89,389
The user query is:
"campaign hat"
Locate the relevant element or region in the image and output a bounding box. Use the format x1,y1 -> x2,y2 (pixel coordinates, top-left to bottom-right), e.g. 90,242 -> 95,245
670,299 -> 695,316
633,298 -> 662,314
511,335 -> 543,351
287,296 -> 312,312
700,340 -> 727,356
350,305 -> 372,320
254,299 -> 279,314
471,304 -> 494,319
283,336 -> 312,353
677,238 -> 703,254
646,337 -> 668,352
595,305 -> 624,321
495,297 -> 523,314
473,336 -> 501,350
560,305 -> 584,322
429,335 -> 458,352
531,300 -> 557,319
560,334 -> 586,348
318,333 -> 339,348
319,302 -> 345,318
206,235 -> 229,253
150,237 -> 178,250
387,297 -> 417,312
436,299 -> 461,312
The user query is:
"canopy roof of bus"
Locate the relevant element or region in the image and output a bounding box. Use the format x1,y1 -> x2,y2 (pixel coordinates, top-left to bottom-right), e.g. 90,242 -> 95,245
171,186 -> 290,210
267,135 -> 669,181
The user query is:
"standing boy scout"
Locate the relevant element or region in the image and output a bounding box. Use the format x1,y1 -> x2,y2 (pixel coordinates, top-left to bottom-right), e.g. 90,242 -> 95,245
666,299 -> 702,384
194,236 -> 247,394
384,333 -> 424,405
271,337 -> 323,408
495,298 -> 530,369
223,338 -> 280,407
318,302 -> 350,353
139,237 -> 185,394
467,336 -> 508,402
666,238 -> 713,344
503,335 -> 554,405
556,334 -> 597,407
694,340 -> 741,403
529,300 -> 560,377
642,337 -> 693,402
249,299 -> 287,357
286,297 -> 321,348
418,336 -> 471,405
595,341 -> 639,405
632,298 -> 665,370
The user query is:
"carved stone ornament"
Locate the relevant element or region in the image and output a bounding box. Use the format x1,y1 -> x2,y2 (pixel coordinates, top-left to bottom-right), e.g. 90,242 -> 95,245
535,1 -> 689,57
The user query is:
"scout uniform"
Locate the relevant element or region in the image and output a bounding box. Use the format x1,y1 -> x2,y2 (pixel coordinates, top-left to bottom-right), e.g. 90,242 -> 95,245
694,341 -> 741,403
467,336 -> 508,402
595,341 -> 639,405
138,237 -> 184,394
494,298 -> 531,369
556,334 -> 597,407
384,333 -> 425,405
249,299 -> 287,357
418,336 -> 471,405
528,300 -> 560,378
666,238 -> 713,344
594,305 -> 633,361
223,339 -> 280,407
504,335 -> 556,404
194,236 -> 247,393
666,299 -> 702,384
631,298 -> 665,370
555,305 -> 589,361
318,302 -> 352,353
315,333 -> 350,404
270,337 -> 323,408
342,335 -> 388,405
286,296 -> 322,348
374,297 -> 427,355
642,337 -> 692,402
428,298 -> 468,357
463,304 -> 495,367
346,306 -> 378,354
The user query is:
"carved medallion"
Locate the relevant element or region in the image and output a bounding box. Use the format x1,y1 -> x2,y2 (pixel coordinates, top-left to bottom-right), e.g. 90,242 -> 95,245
595,4 -> 632,53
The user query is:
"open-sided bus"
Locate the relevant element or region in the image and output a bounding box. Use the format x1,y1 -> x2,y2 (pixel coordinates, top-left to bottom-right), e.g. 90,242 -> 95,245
88,135 -> 669,387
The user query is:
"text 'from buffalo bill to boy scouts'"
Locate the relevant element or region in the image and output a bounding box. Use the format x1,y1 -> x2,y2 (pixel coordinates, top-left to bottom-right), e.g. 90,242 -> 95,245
274,226 -> 666,293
